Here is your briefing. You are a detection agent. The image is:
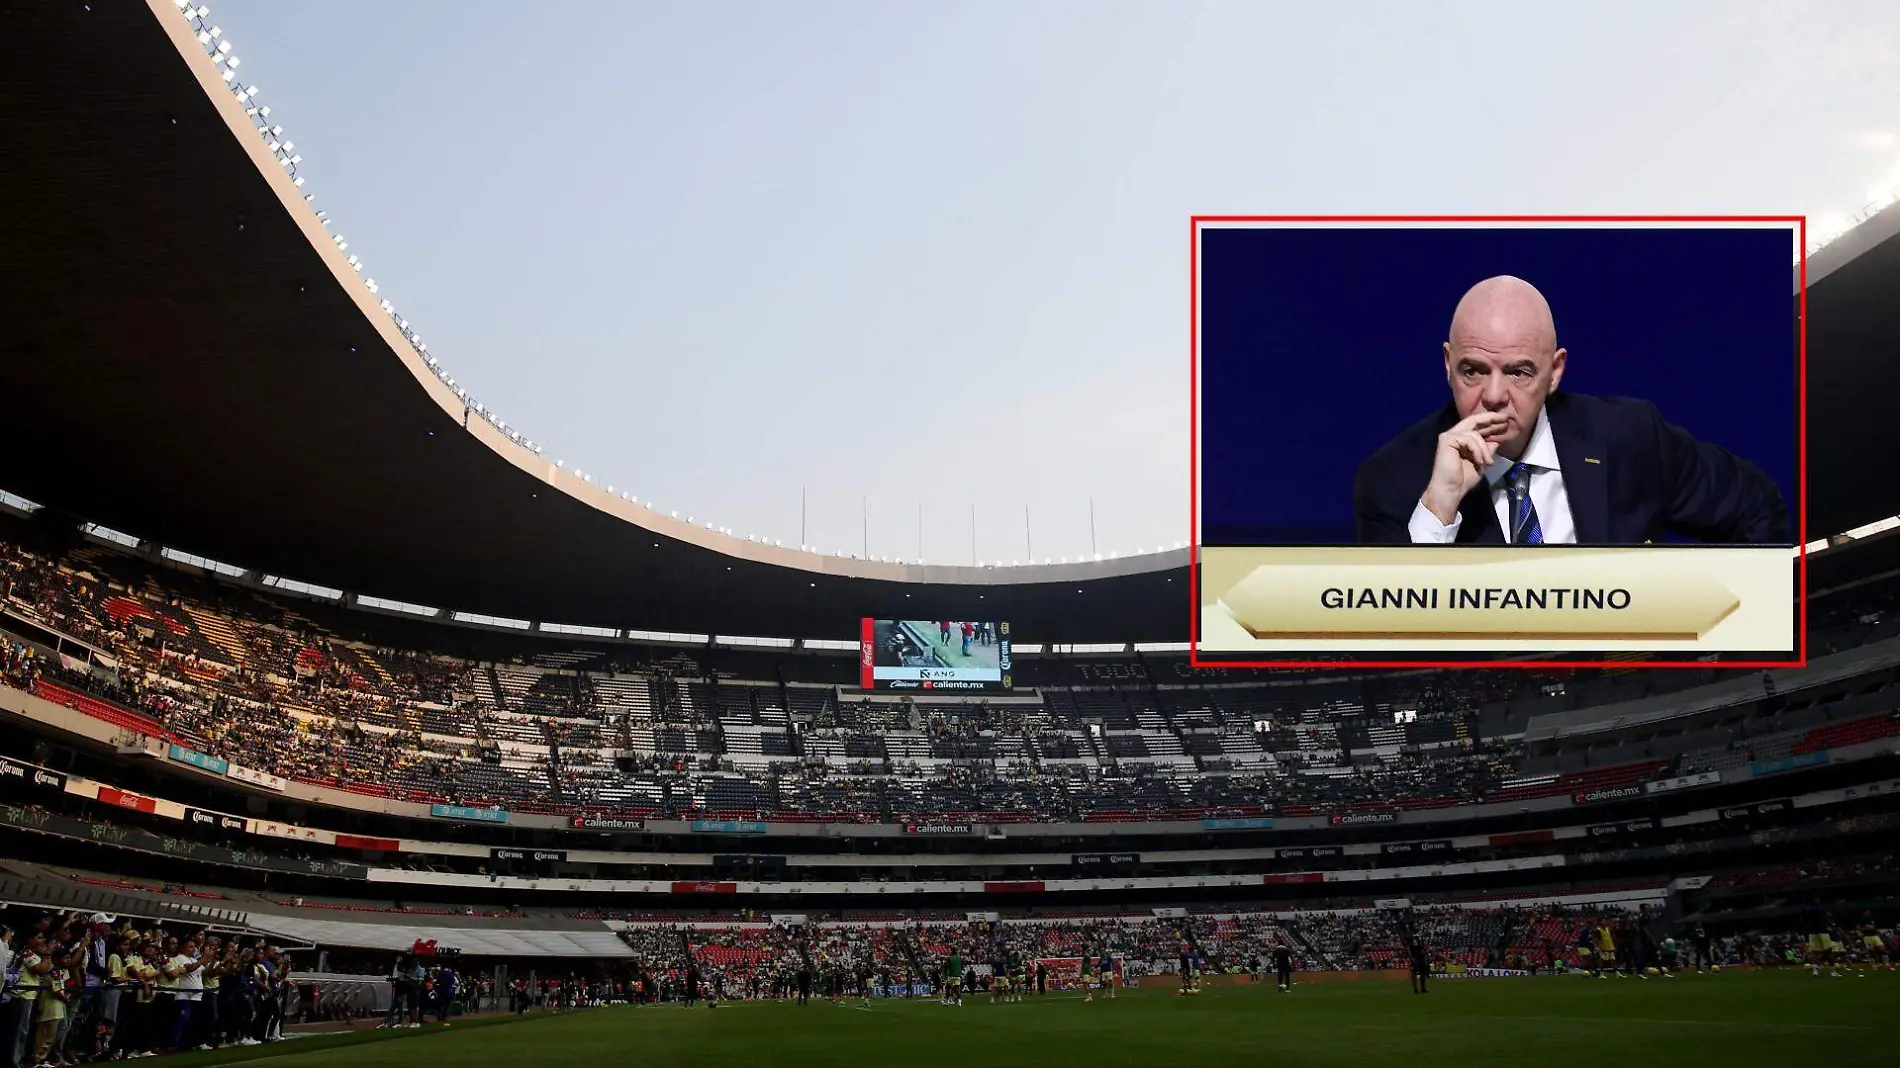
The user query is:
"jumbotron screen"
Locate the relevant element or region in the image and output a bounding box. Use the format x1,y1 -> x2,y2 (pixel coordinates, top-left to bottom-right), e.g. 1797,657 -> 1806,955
859,619 -> 1013,691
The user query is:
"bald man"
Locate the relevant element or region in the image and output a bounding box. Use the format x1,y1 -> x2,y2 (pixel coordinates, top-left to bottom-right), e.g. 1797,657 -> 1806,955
1353,276 -> 1788,546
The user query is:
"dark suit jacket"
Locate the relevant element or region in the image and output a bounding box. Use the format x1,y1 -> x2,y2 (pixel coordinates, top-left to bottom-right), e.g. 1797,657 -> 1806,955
1353,392 -> 1789,545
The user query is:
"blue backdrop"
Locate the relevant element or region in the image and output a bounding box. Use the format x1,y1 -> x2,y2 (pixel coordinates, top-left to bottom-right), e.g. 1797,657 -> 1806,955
1198,226 -> 1798,545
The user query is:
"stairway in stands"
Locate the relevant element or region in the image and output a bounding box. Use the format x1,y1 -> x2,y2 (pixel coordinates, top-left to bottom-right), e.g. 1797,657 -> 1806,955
1282,918 -> 1341,969
544,726 -> 566,803
899,931 -> 929,984
180,604 -> 250,668
350,647 -> 399,692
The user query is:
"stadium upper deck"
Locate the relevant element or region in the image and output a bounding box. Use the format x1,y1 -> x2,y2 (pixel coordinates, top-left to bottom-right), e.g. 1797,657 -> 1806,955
5,519 -> 1900,836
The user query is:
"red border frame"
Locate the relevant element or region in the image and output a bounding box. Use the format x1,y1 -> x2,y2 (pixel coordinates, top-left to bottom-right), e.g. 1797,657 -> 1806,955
1188,214 -> 1808,671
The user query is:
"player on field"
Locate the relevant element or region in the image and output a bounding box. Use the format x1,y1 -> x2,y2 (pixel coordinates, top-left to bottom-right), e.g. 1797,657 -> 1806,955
1658,937 -> 1680,975
1594,921 -> 1618,978
944,951 -> 964,1006
1272,940 -> 1294,993
1081,952 -> 1097,1001
1098,952 -> 1116,1000
1857,914 -> 1888,972
1633,904 -> 1666,977
1690,922 -> 1715,973
1801,898 -> 1840,977
1405,931 -> 1430,995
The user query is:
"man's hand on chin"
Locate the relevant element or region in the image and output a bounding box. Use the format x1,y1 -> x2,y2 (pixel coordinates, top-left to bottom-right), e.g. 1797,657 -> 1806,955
1421,410 -> 1510,524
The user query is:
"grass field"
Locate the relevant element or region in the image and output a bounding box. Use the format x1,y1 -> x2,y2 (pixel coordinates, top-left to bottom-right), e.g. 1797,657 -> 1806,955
156,971 -> 1896,1068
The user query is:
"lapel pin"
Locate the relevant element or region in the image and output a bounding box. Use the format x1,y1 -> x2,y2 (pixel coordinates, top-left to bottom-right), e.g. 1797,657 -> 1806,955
1583,457 -> 1601,464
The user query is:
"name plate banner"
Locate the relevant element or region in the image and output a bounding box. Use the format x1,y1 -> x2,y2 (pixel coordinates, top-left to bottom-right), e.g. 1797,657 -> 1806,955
1198,545 -> 1792,653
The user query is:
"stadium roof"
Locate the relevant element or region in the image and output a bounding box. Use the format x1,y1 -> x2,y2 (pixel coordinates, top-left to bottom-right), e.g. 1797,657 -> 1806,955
0,0 -> 1187,643
1,2 -> 1895,645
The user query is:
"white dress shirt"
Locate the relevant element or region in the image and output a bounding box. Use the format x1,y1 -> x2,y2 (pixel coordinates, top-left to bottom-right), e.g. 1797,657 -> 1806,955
1407,406 -> 1577,544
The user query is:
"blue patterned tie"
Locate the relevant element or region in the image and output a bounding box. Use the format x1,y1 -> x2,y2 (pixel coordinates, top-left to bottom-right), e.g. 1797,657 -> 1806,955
1505,462 -> 1544,545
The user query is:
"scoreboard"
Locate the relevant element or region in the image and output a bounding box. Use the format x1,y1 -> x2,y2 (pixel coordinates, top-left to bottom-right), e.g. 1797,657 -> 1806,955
859,618 -> 1012,692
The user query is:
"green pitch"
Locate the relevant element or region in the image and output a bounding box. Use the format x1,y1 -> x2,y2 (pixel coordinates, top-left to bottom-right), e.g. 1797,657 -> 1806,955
156,972 -> 1895,1068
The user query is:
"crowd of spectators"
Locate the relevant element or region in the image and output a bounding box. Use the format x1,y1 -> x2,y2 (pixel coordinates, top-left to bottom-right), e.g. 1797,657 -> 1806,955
0,909 -> 298,1067
590,903 -> 1754,1000
4,532 -> 1897,824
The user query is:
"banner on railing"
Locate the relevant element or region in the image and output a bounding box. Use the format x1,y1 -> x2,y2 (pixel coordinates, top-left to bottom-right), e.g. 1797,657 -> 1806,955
431,803 -> 509,824
1750,752 -> 1828,778
690,820 -> 767,834
250,819 -> 337,845
1645,771 -> 1721,794
873,982 -> 936,998
226,762 -> 286,792
169,745 -> 230,776
184,806 -> 247,834
0,755 -> 66,792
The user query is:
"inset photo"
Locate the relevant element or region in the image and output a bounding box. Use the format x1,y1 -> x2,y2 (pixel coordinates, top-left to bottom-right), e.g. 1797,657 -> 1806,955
1193,218 -> 1802,664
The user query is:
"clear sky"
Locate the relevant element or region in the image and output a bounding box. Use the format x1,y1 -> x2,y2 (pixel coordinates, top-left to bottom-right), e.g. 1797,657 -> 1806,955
210,0 -> 1900,565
